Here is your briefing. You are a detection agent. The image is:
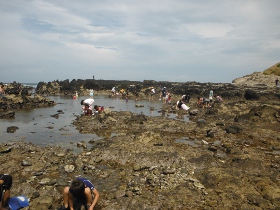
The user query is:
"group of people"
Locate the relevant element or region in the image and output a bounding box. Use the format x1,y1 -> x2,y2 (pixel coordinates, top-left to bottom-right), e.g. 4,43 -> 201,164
196,90 -> 223,108
157,87 -> 223,111
82,87 -> 223,115
0,174 -> 99,210
111,86 -> 139,101
159,87 -> 172,104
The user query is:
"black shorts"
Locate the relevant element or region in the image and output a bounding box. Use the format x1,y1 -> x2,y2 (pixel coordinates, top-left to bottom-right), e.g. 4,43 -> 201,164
73,195 -> 88,210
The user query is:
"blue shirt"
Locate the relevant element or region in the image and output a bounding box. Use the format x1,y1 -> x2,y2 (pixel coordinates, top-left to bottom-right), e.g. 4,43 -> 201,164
77,177 -> 95,190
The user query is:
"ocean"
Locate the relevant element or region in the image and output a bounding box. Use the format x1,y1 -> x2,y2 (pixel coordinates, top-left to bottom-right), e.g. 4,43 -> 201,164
22,83 -> 38,88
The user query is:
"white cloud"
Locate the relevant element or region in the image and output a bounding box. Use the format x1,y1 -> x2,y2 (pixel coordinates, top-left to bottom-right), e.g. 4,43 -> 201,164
186,22 -> 234,39
0,0 -> 279,83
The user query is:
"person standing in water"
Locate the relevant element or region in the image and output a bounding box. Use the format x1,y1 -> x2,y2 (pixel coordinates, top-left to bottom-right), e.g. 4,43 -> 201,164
89,89 -> 94,99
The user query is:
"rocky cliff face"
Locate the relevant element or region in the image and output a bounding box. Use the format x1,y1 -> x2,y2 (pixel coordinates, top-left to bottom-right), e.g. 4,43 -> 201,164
232,71 -> 279,87
232,62 -> 280,87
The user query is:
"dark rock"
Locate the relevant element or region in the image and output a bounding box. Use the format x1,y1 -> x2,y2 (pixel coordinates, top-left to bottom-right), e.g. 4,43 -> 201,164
225,125 -> 242,134
244,89 -> 259,100
206,130 -> 214,138
50,113 -> 59,119
0,147 -> 12,153
0,111 -> 15,118
7,126 -> 19,133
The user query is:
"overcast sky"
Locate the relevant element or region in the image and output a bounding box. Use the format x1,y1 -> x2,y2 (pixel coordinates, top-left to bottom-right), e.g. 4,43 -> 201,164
0,0 -> 279,83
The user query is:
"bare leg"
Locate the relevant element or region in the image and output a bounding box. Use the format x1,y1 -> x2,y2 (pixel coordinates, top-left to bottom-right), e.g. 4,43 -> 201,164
0,190 -> 10,210
62,187 -> 70,208
4,190 -> 10,204
84,188 -> 92,206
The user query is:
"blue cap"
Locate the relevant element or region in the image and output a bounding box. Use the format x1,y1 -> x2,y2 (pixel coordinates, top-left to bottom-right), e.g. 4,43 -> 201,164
8,196 -> 29,210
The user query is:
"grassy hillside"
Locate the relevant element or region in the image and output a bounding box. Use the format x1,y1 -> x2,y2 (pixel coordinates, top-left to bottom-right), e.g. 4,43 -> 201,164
263,62 -> 280,75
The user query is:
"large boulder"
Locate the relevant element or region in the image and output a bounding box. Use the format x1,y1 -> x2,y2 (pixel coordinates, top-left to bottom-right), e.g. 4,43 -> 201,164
244,89 -> 259,100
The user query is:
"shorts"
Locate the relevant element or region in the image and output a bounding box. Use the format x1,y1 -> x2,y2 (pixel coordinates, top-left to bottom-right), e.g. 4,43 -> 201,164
71,195 -> 88,210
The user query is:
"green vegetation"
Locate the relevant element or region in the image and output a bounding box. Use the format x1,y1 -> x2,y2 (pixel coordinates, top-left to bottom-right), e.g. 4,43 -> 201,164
263,62 -> 280,76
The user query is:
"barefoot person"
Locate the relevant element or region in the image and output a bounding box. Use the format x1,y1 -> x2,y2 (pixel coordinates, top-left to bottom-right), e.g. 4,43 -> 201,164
60,177 -> 99,210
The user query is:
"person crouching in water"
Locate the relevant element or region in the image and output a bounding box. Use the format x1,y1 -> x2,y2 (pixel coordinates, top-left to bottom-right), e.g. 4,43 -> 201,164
60,177 -> 99,210
81,99 -> 94,116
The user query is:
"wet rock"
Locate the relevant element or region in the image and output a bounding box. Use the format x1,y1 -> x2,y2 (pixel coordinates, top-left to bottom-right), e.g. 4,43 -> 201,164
50,113 -> 59,119
0,94 -> 55,111
77,141 -> 87,149
0,111 -> 15,118
7,126 -> 19,133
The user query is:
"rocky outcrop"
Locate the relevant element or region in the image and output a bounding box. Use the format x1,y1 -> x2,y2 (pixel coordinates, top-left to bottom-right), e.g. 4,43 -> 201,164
232,62 -> 280,87
0,94 -> 55,111
0,111 -> 15,118
2,81 -> 34,96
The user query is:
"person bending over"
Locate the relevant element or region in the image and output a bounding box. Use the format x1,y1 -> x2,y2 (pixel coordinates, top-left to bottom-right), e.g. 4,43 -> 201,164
81,99 -> 94,116
176,100 -> 190,111
0,174 -> 12,210
60,177 -> 99,210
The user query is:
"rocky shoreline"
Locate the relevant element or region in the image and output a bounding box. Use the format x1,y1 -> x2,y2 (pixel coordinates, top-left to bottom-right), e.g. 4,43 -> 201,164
1,75 -> 280,209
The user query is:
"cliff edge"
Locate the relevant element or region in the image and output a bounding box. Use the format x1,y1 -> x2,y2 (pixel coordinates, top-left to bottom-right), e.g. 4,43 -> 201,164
232,62 -> 280,87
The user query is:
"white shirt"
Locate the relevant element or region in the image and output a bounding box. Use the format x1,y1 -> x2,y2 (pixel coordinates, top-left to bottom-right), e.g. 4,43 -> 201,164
84,98 -> 94,105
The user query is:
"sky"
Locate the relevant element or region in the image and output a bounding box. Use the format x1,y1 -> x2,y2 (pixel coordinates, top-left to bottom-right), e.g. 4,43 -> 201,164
0,0 -> 280,84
